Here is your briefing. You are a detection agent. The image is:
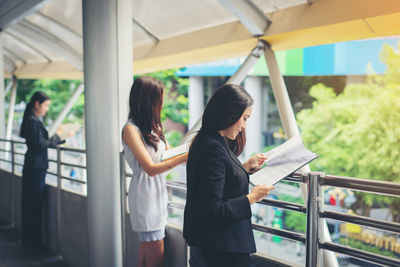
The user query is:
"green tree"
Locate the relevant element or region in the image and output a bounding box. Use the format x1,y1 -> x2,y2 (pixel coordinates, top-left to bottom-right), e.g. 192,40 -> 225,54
5,79 -> 84,128
297,43 -> 400,221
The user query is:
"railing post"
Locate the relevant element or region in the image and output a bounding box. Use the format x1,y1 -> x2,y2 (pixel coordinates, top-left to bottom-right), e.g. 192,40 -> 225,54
56,146 -> 63,260
306,172 -> 324,267
11,140 -> 15,174
10,140 -> 15,227
120,152 -> 127,267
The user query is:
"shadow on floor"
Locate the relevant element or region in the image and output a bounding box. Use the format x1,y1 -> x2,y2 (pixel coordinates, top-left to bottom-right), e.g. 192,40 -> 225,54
0,225 -> 65,267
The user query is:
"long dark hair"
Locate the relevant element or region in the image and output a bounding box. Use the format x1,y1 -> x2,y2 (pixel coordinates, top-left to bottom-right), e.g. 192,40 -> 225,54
20,91 -> 50,139
200,84 -> 253,156
128,76 -> 166,151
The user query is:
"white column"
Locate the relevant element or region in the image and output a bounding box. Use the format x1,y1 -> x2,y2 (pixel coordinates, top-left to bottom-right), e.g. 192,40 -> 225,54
264,45 -> 339,267
82,0 -> 131,266
0,34 -> 5,139
6,76 -> 17,140
244,76 -> 263,158
188,76 -> 204,129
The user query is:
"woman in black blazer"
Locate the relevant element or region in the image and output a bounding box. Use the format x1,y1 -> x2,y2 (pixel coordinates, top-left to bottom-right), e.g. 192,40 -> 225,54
19,91 -> 65,252
183,84 -> 274,267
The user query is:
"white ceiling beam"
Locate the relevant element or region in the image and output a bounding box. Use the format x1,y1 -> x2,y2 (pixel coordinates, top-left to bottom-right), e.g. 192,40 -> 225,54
132,18 -> 159,43
35,11 -> 82,38
10,20 -> 83,70
3,55 -> 16,73
0,0 -> 47,30
3,47 -> 27,64
4,30 -> 52,62
217,0 -> 270,36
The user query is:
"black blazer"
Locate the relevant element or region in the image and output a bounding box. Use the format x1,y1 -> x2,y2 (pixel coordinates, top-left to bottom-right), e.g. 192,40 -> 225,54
183,131 -> 256,253
22,114 -> 64,170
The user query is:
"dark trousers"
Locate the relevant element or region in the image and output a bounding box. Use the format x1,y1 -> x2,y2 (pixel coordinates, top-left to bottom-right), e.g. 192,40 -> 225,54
22,168 -> 47,249
200,247 -> 255,267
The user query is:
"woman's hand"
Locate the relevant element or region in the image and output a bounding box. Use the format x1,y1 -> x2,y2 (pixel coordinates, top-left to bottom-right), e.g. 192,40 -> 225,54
56,124 -> 65,137
244,153 -> 267,173
247,185 -> 274,204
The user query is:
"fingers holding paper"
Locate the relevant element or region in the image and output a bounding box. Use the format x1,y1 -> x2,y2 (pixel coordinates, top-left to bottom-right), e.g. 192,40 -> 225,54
247,185 -> 274,204
244,153 -> 267,173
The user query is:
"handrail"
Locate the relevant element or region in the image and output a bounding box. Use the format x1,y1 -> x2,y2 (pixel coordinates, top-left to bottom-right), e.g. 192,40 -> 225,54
322,210 -> 400,234
0,139 -> 87,186
1,139 -> 400,266
0,138 -> 25,144
252,223 -> 306,244
320,241 -> 400,267
307,172 -> 400,267
322,174 -> 400,198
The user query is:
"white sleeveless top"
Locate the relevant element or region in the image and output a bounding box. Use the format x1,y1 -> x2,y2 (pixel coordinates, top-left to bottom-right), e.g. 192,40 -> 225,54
122,120 -> 168,232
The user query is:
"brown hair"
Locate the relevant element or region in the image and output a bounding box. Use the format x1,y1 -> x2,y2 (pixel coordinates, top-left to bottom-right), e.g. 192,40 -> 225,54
200,84 -> 253,156
128,76 -> 165,151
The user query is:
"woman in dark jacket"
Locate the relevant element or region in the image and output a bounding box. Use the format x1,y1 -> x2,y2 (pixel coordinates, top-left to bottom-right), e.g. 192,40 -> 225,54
183,84 -> 275,267
20,91 -> 64,251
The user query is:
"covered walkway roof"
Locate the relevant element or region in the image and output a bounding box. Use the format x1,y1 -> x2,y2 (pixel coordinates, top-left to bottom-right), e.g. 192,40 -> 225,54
176,36 -> 400,77
1,0 -> 400,79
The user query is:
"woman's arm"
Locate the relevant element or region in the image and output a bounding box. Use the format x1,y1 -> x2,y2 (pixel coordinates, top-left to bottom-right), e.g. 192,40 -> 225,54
27,118 -> 62,150
123,124 -> 187,177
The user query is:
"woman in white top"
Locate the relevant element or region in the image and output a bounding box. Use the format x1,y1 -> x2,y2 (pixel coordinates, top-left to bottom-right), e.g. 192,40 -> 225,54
122,76 -> 188,267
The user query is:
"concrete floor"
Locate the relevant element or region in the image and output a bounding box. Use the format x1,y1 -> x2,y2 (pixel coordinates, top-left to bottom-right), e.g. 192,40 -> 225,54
0,225 -> 65,267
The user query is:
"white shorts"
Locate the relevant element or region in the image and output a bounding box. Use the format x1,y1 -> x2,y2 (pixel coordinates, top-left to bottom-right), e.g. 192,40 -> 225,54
137,229 -> 165,242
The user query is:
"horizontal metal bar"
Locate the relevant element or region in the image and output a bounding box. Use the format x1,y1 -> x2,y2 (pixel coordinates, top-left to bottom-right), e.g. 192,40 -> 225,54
283,173 -> 305,183
61,175 -> 86,184
322,210 -> 400,234
322,175 -> 400,198
60,147 -> 86,153
166,181 -> 187,192
164,201 -> 306,244
168,201 -> 185,210
0,138 -> 25,144
252,223 -> 306,244
47,171 -> 57,176
0,159 -> 12,163
0,148 -> 11,153
61,162 -> 86,169
258,198 -> 306,213
320,241 -> 400,267
14,151 -> 25,156
48,159 -> 57,163
14,162 -> 24,167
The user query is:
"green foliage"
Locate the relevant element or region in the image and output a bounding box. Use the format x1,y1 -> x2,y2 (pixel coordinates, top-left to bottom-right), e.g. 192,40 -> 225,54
279,194 -> 306,233
339,237 -> 397,259
284,210 -> 306,233
165,130 -> 183,148
7,79 -> 83,126
297,43 -> 400,221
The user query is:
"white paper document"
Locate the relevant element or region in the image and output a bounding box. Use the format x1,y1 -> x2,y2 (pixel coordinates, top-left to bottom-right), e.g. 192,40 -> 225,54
250,134 -> 317,186
58,123 -> 81,140
162,142 -> 190,161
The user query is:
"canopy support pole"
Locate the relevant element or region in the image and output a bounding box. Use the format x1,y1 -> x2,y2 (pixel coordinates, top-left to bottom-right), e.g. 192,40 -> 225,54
264,43 -> 339,267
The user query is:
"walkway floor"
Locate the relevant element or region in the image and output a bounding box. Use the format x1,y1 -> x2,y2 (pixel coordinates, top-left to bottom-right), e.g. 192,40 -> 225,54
0,225 -> 65,267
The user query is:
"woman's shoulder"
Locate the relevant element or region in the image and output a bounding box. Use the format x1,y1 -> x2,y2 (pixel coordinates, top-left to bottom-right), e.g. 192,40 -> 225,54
123,120 -> 140,133
24,114 -> 41,127
192,132 -> 227,153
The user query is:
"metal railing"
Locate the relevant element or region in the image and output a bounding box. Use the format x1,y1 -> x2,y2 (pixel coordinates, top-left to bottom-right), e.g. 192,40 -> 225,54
0,138 -> 87,261
1,139 -> 399,266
